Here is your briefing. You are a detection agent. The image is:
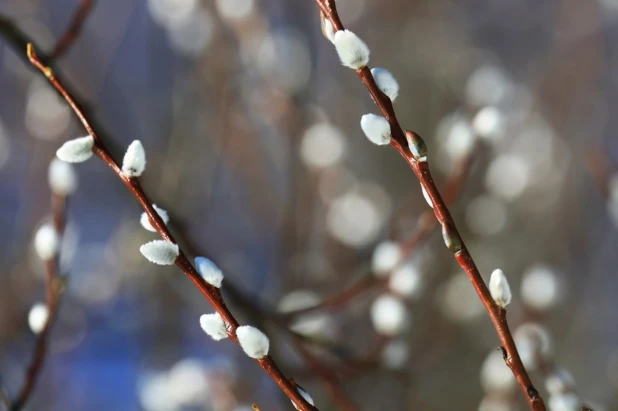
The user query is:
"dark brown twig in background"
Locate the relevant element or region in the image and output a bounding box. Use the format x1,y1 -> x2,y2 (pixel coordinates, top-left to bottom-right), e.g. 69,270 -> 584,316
284,154 -> 473,320
26,44 -> 315,411
10,196 -> 67,411
49,0 -> 95,61
313,1 -> 545,409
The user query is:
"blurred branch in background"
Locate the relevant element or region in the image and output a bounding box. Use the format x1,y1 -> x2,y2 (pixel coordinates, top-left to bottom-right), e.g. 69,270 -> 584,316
48,0 -> 95,61
10,160 -> 74,411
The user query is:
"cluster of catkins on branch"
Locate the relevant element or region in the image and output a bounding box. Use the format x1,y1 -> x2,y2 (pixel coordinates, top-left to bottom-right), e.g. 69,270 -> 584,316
53,135 -> 315,409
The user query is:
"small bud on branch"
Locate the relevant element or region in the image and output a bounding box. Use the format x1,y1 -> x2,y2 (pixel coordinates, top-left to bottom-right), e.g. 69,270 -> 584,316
139,240 -> 179,265
333,30 -> 370,70
56,135 -> 94,163
361,114 -> 391,146
195,257 -> 224,288
140,204 -> 169,232
34,224 -> 59,261
199,313 -> 228,341
48,159 -> 78,196
122,140 -> 146,177
489,269 -> 512,308
236,326 -> 270,359
371,68 -> 399,101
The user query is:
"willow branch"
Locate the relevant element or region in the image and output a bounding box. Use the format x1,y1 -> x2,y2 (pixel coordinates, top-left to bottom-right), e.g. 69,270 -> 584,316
11,196 -> 67,411
25,44 -> 315,411
313,1 -> 545,409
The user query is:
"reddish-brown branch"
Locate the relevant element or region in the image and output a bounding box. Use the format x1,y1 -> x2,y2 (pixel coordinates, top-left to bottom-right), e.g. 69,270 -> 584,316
313,2 -> 545,409
26,44 -> 315,411
49,0 -> 95,60
10,196 -> 68,411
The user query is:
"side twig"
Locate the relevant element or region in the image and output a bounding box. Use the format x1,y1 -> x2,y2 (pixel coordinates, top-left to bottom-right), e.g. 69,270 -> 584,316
49,0 -> 95,61
313,1 -> 545,409
25,44 -> 315,411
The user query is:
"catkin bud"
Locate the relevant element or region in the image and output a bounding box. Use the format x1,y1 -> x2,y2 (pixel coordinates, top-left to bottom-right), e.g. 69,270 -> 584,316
489,269 -> 512,308
405,130 -> 428,162
56,135 -> 94,163
360,114 -> 391,146
333,30 -> 370,70
441,223 -> 462,253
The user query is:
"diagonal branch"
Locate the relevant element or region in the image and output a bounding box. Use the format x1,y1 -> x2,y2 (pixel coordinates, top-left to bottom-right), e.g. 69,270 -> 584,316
312,1 -> 546,409
25,44 -> 316,411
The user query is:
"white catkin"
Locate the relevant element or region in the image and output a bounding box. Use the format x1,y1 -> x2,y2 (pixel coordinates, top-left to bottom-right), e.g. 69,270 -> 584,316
360,114 -> 391,146
199,313 -> 228,341
371,68 -> 399,101
28,303 -> 49,334
489,269 -> 512,308
48,158 -> 78,195
122,140 -> 146,177
333,30 -> 370,70
236,325 -> 270,358
139,240 -> 179,265
195,257 -> 224,288
34,224 -> 59,261
370,295 -> 408,336
56,135 -> 94,163
371,241 -> 402,277
140,204 -> 170,232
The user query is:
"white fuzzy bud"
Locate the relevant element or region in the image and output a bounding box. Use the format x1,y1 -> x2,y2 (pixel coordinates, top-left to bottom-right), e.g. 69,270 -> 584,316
333,30 -> 370,70
139,240 -> 179,265
34,224 -> 59,261
389,263 -> 423,298
199,313 -> 228,341
371,241 -> 401,277
195,257 -> 224,288
236,325 -> 270,359
370,294 -> 408,336
371,68 -> 399,101
421,184 -> 433,208
28,303 -> 49,334
56,135 -> 94,163
140,205 -> 170,232
292,386 -> 315,410
48,158 -> 78,196
360,114 -> 391,146
489,269 -> 511,308
122,140 -> 146,177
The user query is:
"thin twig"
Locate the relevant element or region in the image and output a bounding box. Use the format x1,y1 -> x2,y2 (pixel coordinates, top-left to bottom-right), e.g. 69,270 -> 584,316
285,155 -> 473,319
313,1 -> 546,409
49,0 -> 95,61
11,198 -> 67,411
25,44 -> 315,411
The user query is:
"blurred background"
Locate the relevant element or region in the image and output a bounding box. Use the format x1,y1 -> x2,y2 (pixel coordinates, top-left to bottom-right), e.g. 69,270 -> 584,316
0,0 -> 617,410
